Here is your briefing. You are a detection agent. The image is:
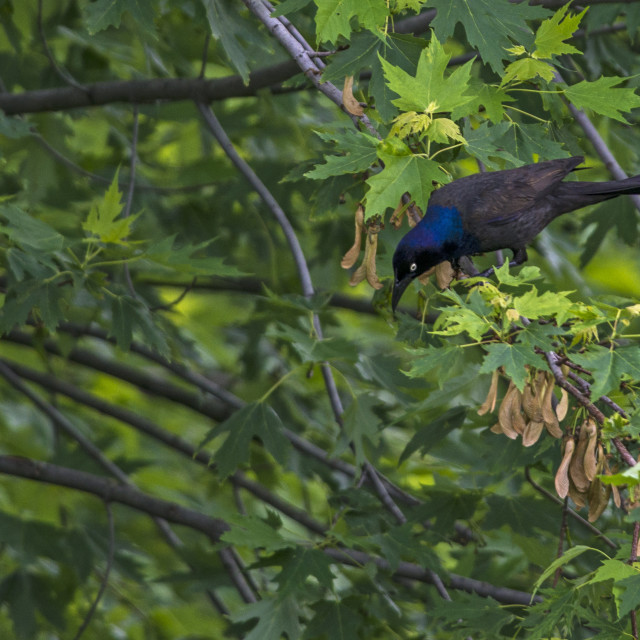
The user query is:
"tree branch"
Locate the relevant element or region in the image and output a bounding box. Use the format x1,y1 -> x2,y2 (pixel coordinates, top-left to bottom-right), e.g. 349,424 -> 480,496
322,547 -> 540,606
0,456 -> 229,540
0,357 -> 329,537
72,502 -> 114,640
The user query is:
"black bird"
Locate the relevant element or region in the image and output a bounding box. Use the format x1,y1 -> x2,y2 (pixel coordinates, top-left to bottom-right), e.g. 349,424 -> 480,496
392,156 -> 640,311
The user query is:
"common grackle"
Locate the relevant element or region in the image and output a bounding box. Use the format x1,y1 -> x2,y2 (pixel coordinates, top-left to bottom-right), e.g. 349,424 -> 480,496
392,156 -> 640,311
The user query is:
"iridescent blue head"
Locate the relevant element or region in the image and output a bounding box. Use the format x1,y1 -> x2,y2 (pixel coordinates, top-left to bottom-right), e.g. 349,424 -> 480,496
391,205 -> 474,311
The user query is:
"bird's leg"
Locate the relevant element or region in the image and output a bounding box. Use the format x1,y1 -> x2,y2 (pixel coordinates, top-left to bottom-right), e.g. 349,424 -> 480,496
509,247 -> 528,266
458,256 -> 479,276
476,248 -> 528,278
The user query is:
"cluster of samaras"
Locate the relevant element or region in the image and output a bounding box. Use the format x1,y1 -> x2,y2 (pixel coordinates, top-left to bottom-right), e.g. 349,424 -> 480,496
556,419 -> 620,523
479,369 -> 619,522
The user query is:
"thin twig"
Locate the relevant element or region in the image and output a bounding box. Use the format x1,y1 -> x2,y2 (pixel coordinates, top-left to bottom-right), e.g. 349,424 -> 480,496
364,460 -> 407,525
552,498 -> 569,588
196,102 -> 314,297
218,548 -> 259,604
72,501 -> 115,640
37,0 -> 86,91
150,277 -> 197,311
631,521 -> 640,638
612,437 -> 637,468
200,33 -> 211,79
34,133 -> 218,192
123,106 -> 139,298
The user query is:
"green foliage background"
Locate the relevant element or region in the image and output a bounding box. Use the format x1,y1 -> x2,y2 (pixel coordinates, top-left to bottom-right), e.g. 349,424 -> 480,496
0,0 -> 640,638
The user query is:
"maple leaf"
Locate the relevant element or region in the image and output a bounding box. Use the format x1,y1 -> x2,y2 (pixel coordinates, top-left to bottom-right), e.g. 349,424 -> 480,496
533,4 -> 586,60
428,0 -> 549,73
314,0 -> 387,43
565,77 -> 640,123
82,171 -> 139,244
365,146 -> 447,214
379,37 -> 474,115
501,57 -> 555,87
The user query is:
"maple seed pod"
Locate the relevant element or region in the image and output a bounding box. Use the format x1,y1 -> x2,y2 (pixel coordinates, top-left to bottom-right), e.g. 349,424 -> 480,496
541,374 -> 562,438
435,261 -> 455,290
583,420 -> 599,481
490,422 -> 503,435
389,200 -> 407,230
555,436 -> 575,499
522,371 -> 544,422
510,390 -> 527,435
342,76 -> 364,116
522,420 -> 544,447
568,476 -> 587,509
569,422 -> 591,493
478,369 -> 500,416
341,205 -> 365,269
588,479 -> 611,523
555,388 -> 569,421
349,215 -> 384,290
417,266 -> 436,285
497,382 -> 519,439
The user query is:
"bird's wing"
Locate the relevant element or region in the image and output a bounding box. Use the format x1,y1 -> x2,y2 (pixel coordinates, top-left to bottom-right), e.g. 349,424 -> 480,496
430,157 -> 584,228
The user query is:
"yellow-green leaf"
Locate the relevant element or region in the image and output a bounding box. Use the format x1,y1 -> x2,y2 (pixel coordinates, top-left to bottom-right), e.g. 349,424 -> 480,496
82,170 -> 139,244
533,4 -> 586,60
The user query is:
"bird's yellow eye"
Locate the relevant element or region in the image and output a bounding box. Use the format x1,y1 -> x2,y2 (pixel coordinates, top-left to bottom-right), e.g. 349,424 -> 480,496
410,263 -> 417,272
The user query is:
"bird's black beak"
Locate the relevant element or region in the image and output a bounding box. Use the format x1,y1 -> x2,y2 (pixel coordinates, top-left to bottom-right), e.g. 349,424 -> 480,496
391,275 -> 412,313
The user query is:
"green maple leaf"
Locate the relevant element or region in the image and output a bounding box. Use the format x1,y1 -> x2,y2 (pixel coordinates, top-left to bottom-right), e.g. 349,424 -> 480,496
273,548 -> 335,596
365,146 -> 447,214
428,0 -> 549,73
513,287 -> 575,325
432,306 -> 491,342
572,345 -> 640,398
83,0 -> 154,34
271,0 -> 312,17
221,515 -> 294,553
463,121 -> 521,169
200,403 -> 292,478
501,57 -> 554,87
533,4 -> 586,59
341,394 -> 382,464
323,32 -> 428,121
305,129 -> 378,179
314,0 -> 388,43
399,406 -> 467,463
404,345 -> 464,379
600,462 -> 640,487
379,38 -> 474,115
464,83 -> 514,124
144,235 -> 244,276
82,171 -> 139,244
232,596 -> 301,640
565,77 -> 640,123
616,574 -> 640,619
306,601 -> 364,640
479,342 -> 544,391
464,120 -> 568,168
588,559 -> 637,585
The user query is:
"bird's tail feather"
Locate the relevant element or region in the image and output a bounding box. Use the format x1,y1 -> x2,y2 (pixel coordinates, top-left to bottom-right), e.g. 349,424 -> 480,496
567,175 -> 640,197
